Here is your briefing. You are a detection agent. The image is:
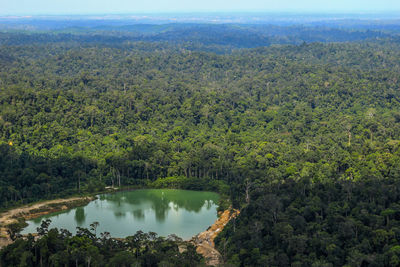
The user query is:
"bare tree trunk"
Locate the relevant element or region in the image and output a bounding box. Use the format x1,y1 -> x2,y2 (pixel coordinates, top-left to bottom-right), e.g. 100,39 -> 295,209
348,131 -> 352,146
245,179 -> 253,204
111,167 -> 115,188
114,168 -> 120,187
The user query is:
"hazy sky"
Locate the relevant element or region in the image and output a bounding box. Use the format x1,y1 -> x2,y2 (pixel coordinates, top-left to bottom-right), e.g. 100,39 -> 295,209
1,0 -> 399,15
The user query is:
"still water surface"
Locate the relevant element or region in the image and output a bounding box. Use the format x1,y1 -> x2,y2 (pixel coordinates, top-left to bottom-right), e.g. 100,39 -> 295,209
21,189 -> 219,239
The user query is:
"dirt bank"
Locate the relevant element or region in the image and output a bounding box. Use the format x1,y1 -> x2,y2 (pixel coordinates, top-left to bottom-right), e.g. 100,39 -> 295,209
0,196 -> 94,249
191,208 -> 240,266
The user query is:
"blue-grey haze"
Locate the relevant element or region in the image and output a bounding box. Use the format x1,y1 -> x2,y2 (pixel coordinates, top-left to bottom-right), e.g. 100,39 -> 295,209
1,0 -> 400,15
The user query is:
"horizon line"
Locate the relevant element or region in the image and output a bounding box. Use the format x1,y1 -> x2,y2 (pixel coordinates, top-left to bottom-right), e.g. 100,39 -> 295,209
1,10 -> 400,17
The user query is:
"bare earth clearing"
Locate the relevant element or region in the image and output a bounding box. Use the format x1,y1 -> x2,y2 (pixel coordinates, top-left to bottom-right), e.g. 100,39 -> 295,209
0,196 -> 239,267
0,196 -> 94,248
191,209 -> 240,266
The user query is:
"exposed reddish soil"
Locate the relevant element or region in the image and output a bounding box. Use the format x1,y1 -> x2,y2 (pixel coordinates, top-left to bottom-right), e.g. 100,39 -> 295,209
0,197 -> 93,249
191,209 -> 240,266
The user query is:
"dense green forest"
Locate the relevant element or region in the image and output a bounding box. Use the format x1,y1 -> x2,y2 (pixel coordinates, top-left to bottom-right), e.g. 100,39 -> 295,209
1,24 -> 400,266
1,23 -> 399,50
1,219 -> 202,266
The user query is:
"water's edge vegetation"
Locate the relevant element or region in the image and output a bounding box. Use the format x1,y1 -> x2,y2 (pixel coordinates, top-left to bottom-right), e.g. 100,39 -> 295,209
0,196 -> 94,248
1,186 -> 227,266
1,23 -> 400,265
1,181 -> 230,242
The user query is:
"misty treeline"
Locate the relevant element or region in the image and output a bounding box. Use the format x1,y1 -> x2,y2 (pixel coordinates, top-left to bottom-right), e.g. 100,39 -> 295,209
1,30 -> 400,265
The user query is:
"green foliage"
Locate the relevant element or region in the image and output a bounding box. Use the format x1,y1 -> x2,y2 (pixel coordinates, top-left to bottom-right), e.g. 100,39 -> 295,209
2,28 -> 400,266
6,218 -> 28,241
0,222 -> 202,266
149,176 -> 194,189
2,38 -> 400,209
1,22 -> 399,51
215,178 -> 400,266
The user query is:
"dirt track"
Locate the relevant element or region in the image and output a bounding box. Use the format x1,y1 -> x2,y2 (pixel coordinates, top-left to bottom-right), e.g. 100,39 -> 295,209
1,197 -> 239,265
0,196 -> 94,248
191,209 -> 240,266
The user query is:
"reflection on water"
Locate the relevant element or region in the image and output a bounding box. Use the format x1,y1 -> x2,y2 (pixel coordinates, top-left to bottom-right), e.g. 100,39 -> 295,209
21,189 -> 220,239
133,209 -> 145,220
75,207 -> 85,226
103,189 -> 218,223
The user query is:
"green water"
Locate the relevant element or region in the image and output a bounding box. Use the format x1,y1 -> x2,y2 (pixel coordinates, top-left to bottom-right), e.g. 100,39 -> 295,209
21,189 -> 220,239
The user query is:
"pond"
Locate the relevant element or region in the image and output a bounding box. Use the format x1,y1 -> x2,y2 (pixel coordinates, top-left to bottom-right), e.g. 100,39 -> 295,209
21,189 -> 220,240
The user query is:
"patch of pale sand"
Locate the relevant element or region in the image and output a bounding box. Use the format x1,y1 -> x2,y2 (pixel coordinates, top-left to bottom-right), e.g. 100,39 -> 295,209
191,209 -> 240,266
0,196 -> 94,249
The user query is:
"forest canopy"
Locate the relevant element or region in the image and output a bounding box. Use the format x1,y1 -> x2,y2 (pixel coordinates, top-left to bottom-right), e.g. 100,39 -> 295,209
1,24 -> 400,266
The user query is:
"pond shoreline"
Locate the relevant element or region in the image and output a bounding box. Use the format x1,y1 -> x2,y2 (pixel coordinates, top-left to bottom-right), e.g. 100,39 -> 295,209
0,187 -> 232,265
191,208 -> 240,266
0,196 -> 94,249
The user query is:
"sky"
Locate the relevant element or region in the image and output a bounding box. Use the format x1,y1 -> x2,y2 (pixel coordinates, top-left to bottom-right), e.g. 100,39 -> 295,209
0,0 -> 399,15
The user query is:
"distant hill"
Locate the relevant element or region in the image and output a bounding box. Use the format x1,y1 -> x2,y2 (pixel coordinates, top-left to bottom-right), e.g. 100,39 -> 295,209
0,22 -> 398,50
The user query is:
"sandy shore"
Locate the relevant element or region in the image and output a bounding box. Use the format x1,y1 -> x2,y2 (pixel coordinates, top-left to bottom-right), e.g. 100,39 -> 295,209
0,196 -> 239,266
0,196 -> 94,249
